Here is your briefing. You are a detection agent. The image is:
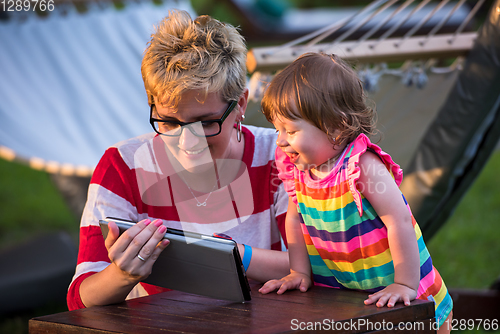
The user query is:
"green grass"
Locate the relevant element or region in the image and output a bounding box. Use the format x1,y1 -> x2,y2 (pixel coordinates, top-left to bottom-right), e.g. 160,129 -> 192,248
426,151 -> 500,334
427,152 -> 500,290
0,160 -> 79,249
0,159 -> 80,334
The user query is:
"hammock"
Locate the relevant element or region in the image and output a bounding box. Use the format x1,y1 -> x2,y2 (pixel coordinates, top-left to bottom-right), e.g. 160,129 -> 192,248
246,0 -> 500,240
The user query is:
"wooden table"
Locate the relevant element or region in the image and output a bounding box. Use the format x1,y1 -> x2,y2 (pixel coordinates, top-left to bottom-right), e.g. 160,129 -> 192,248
30,283 -> 436,333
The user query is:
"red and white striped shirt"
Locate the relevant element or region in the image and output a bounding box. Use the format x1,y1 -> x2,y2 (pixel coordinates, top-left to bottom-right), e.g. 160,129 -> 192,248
67,125 -> 288,310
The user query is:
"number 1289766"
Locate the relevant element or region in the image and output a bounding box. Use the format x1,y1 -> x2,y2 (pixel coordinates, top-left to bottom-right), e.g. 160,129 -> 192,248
2,0 -> 55,12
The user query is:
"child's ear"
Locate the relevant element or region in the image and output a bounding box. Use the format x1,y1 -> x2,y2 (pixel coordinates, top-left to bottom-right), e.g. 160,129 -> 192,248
326,128 -> 341,141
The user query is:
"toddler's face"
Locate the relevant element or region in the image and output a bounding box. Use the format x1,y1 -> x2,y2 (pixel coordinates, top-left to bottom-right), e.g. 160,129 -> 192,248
273,116 -> 339,172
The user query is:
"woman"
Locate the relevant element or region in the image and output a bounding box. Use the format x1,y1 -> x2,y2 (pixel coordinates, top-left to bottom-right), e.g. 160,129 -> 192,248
67,10 -> 290,310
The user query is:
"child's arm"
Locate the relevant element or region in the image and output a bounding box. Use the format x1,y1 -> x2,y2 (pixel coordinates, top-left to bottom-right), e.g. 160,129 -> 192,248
236,245 -> 290,282
357,152 -> 420,307
259,197 -> 312,294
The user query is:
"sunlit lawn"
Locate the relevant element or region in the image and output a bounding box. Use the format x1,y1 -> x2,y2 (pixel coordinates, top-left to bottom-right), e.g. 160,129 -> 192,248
428,154 -> 500,291
426,151 -> 500,334
0,160 -> 79,249
0,159 -> 79,334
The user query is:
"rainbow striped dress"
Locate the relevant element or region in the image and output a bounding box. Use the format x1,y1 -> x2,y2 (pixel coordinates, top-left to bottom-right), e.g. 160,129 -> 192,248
276,134 -> 452,327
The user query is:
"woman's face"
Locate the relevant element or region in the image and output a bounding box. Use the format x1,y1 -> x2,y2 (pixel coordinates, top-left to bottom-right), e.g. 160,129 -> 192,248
153,91 -> 242,174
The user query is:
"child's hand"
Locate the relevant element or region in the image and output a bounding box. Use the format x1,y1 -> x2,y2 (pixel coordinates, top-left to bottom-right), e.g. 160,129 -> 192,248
259,272 -> 311,295
364,283 -> 417,307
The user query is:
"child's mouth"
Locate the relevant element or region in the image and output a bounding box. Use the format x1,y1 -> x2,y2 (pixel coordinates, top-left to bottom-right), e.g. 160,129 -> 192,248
287,152 -> 299,164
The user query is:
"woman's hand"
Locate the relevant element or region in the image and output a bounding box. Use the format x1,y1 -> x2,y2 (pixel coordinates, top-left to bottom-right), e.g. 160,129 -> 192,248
105,219 -> 170,284
259,272 -> 311,295
79,219 -> 170,308
364,283 -> 417,307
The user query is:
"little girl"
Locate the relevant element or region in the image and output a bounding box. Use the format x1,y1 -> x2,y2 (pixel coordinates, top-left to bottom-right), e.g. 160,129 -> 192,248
259,53 -> 453,332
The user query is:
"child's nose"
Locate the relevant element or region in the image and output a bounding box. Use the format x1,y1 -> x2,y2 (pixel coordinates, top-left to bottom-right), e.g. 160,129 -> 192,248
276,134 -> 288,147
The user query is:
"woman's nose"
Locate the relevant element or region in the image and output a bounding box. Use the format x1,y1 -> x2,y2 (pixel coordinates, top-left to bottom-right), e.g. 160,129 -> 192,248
178,124 -> 201,149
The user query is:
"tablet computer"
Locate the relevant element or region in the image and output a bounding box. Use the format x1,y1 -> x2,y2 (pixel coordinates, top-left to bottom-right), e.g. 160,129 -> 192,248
99,217 -> 251,302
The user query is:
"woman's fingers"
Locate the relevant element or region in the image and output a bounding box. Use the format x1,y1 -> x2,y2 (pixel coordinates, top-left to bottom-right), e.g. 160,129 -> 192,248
134,237 -> 169,278
108,219 -> 152,254
144,238 -> 170,264
135,224 -> 168,262
121,219 -> 163,258
107,219 -> 167,269
104,221 -> 121,250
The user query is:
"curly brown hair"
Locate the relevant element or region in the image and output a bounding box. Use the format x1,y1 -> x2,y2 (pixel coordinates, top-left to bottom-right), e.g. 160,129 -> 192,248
261,52 -> 376,146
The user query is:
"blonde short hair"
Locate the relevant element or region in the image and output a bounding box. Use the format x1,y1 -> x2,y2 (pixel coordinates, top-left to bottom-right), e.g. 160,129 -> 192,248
141,10 -> 247,107
262,52 -> 375,146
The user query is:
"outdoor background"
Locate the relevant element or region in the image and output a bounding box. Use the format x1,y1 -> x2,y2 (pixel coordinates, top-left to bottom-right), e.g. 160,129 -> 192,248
1,0 -> 499,333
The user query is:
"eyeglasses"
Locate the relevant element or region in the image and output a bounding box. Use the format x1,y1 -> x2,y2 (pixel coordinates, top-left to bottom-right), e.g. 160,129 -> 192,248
150,100 -> 238,138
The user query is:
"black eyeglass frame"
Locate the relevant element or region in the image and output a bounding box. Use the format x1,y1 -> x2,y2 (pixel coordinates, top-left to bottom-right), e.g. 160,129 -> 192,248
149,100 -> 238,138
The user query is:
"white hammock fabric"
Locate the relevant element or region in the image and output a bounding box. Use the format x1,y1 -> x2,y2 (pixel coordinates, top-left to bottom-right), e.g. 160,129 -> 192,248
0,1 -> 196,176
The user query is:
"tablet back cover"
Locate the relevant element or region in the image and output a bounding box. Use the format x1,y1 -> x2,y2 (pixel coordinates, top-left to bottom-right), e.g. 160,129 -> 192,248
99,218 -> 251,302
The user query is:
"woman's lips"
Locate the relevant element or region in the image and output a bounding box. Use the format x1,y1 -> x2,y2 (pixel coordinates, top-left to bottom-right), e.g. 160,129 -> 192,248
184,147 -> 206,155
180,146 -> 210,159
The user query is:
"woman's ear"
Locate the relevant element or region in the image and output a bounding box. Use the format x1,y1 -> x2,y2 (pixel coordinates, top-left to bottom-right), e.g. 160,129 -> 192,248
237,88 -> 249,120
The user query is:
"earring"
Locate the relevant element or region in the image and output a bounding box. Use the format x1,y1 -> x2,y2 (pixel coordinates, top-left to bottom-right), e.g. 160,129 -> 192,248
236,121 -> 242,142
331,136 -> 338,149
236,115 -> 245,142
